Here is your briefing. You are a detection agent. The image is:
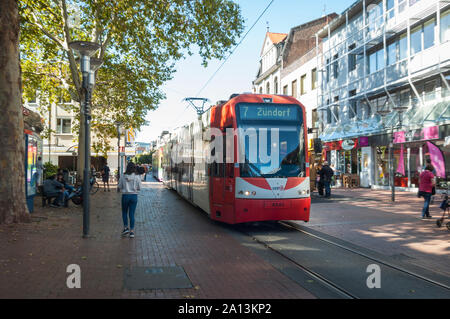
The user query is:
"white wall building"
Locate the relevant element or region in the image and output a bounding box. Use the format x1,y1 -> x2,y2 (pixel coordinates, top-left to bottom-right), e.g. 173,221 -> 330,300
253,32 -> 288,95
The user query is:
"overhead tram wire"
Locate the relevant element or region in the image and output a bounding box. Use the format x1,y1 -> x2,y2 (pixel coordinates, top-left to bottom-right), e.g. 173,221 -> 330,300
195,0 -> 275,97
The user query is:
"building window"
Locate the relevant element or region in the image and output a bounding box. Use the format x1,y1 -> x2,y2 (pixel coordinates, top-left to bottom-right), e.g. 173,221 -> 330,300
333,96 -> 339,123
369,48 -> 385,74
292,80 -> 298,98
348,44 -> 356,72
326,58 -> 330,83
56,118 -> 71,134
441,10 -> 450,43
259,87 -> 263,94
283,85 -> 288,95
399,33 -> 407,60
333,54 -> 339,79
300,74 -> 307,95
349,90 -> 357,119
311,68 -> 317,90
410,25 -> 422,55
274,77 -> 278,94
423,19 -> 435,50
386,0 -> 395,20
387,41 -> 397,65
398,0 -> 407,13
266,82 -> 270,94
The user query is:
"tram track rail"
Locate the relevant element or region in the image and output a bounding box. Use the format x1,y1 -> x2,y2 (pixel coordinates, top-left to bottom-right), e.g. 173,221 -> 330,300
280,221 -> 450,292
234,220 -> 450,299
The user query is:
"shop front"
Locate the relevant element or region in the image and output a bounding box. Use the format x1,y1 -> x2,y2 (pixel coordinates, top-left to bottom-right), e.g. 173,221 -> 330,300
322,137 -> 372,188
388,125 -> 450,190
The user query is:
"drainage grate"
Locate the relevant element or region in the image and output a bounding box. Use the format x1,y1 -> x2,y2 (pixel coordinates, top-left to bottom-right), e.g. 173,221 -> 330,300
123,266 -> 193,290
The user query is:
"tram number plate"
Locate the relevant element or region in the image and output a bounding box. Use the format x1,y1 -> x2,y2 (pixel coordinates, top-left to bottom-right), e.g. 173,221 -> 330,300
264,201 -> 290,209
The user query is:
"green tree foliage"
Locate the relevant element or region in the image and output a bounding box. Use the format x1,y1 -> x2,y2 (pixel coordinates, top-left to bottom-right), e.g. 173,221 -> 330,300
19,0 -> 244,154
134,152 -> 155,165
43,161 -> 59,179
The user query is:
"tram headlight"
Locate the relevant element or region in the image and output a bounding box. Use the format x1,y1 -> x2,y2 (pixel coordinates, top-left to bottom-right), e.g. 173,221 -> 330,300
298,190 -> 310,195
244,191 -> 250,196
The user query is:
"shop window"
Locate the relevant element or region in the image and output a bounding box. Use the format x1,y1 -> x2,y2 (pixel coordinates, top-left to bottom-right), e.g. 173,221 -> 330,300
375,146 -> 390,187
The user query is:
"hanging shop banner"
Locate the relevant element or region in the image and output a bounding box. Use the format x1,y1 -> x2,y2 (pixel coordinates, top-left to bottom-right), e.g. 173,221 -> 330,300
359,136 -> 369,147
394,126 -> 439,144
427,142 -> 446,178
125,128 -> 135,146
396,144 -> 405,176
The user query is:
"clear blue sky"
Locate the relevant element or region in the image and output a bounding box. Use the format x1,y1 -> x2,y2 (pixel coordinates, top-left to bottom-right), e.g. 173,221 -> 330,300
136,0 -> 356,142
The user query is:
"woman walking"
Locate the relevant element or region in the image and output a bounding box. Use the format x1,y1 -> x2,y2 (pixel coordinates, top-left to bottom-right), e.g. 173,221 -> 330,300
118,162 -> 142,238
419,164 -> 435,219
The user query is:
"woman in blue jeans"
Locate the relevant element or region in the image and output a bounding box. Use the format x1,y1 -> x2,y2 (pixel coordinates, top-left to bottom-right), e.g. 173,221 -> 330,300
118,162 -> 142,238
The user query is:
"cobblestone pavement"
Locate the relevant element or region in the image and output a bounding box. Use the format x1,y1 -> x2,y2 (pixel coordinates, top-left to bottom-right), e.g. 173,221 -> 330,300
295,188 -> 450,277
0,179 -> 314,299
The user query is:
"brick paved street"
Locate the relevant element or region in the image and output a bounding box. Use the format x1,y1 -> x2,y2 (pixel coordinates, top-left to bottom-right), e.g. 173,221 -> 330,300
1,179 -> 449,299
0,179 -> 314,299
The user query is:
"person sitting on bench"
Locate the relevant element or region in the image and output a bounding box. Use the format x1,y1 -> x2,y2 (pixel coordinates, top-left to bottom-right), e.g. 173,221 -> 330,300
43,175 -> 68,207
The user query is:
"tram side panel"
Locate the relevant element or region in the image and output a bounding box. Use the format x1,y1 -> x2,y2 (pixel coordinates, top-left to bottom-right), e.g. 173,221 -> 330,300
192,115 -> 210,214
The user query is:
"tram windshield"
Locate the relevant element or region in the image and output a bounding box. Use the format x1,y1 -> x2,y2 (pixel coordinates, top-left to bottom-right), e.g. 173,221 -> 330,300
236,103 -> 306,178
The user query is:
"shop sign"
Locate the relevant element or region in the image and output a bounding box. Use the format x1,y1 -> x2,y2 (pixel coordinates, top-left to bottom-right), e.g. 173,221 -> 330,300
394,126 -> 439,144
323,141 -> 342,151
359,137 -> 369,147
342,139 -> 357,150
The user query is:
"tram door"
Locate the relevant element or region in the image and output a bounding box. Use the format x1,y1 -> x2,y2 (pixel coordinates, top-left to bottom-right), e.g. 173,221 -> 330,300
211,162 -> 224,205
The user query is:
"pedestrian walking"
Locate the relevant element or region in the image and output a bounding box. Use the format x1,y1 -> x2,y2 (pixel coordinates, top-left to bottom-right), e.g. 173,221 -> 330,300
118,162 -> 142,238
36,156 -> 43,186
419,164 -> 435,219
101,161 -> 111,192
319,161 -> 334,198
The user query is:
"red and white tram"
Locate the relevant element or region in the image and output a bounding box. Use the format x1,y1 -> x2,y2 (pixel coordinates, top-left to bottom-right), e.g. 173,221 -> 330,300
157,94 -> 311,224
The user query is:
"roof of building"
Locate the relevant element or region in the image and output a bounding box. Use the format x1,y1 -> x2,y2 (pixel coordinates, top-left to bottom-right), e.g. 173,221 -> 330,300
282,13 -> 338,69
267,32 -> 288,44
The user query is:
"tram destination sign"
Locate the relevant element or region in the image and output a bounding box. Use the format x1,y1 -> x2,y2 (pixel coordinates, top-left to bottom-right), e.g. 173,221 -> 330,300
239,104 -> 299,122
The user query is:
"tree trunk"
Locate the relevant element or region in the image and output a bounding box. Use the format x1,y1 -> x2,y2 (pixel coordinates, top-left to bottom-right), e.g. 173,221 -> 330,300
0,0 -> 31,224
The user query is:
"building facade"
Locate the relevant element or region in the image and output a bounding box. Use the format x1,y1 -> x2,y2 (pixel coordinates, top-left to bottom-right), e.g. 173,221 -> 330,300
281,15 -> 338,132
253,32 -> 288,95
316,0 -> 450,190
24,96 -> 135,178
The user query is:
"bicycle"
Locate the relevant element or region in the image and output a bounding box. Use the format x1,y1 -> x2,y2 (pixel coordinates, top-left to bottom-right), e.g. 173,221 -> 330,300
74,176 -> 99,195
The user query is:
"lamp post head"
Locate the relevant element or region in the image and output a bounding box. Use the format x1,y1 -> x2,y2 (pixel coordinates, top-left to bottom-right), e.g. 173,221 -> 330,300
69,41 -> 101,57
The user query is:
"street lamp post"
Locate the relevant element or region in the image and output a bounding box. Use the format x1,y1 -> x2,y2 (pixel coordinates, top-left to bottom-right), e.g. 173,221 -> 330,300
115,121 -> 123,192
69,41 -> 102,238
377,102 -> 408,203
